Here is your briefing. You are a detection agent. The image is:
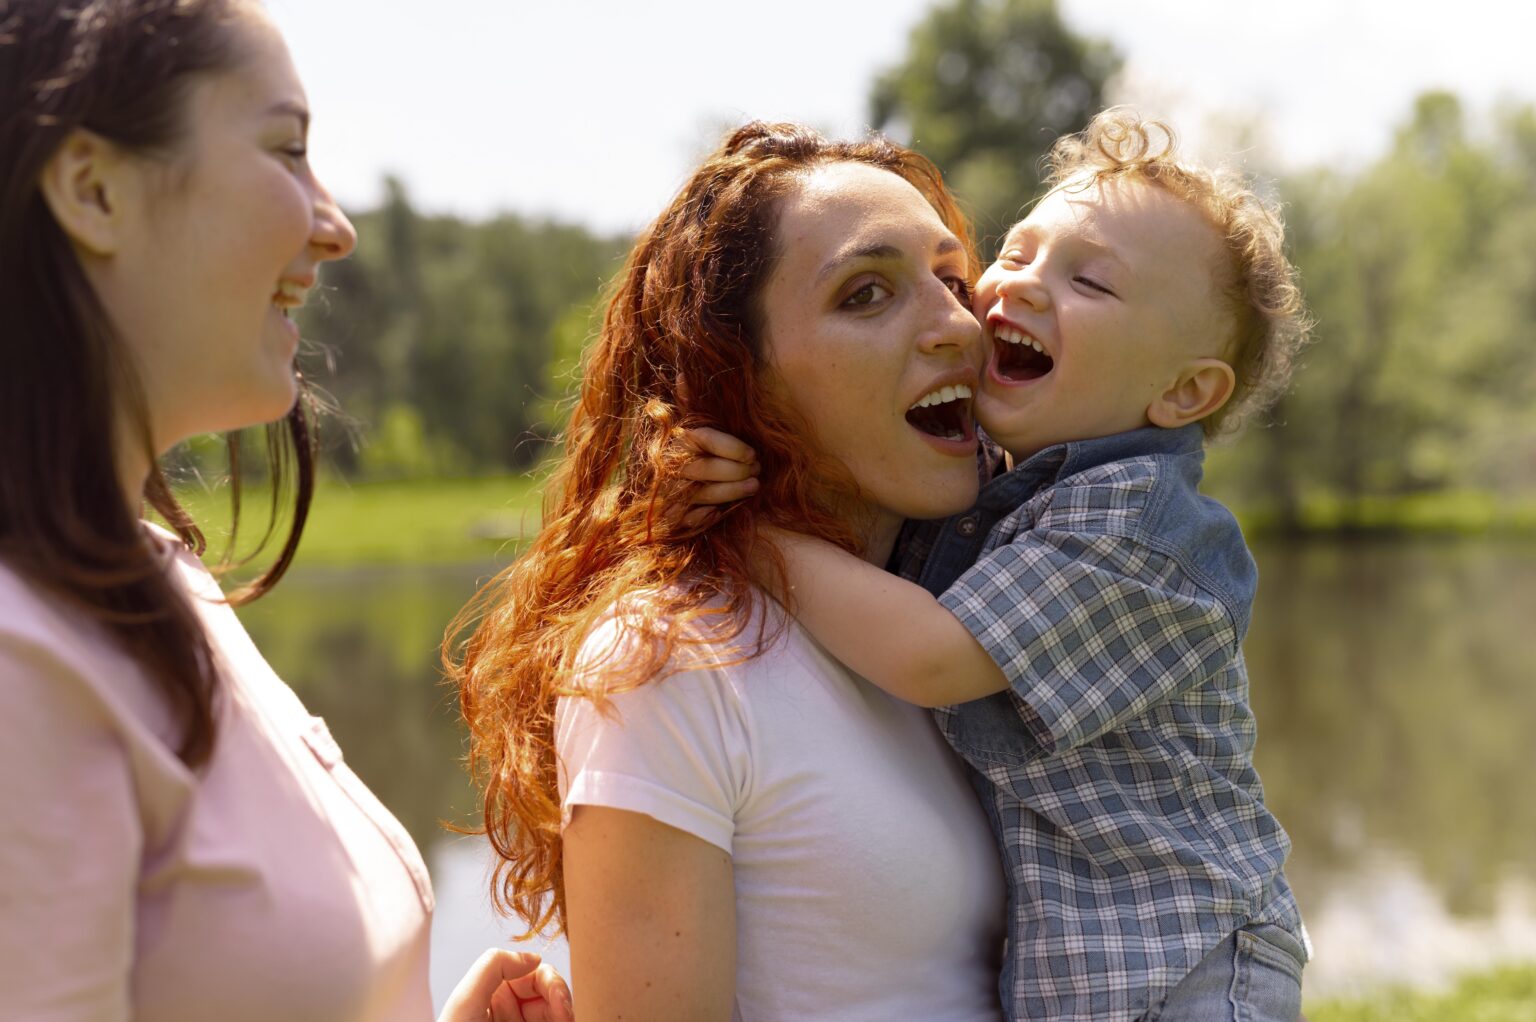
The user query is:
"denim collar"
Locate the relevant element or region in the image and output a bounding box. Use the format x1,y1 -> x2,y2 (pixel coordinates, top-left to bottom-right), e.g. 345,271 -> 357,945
974,424 -> 1205,514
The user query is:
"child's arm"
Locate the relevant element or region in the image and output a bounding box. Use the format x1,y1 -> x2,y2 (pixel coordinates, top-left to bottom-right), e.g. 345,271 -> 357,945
767,528 -> 1008,707
672,428 -> 1004,706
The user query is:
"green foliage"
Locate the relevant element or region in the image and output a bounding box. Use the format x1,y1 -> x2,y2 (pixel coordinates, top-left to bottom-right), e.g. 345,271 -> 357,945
1204,92 -> 1536,527
870,0 -> 1120,248
357,403 -> 465,479
295,179 -> 627,476
529,295 -> 608,436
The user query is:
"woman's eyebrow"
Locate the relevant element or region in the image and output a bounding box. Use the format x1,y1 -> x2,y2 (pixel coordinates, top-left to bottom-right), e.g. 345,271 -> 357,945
265,99 -> 310,130
815,243 -> 900,286
815,236 -> 964,287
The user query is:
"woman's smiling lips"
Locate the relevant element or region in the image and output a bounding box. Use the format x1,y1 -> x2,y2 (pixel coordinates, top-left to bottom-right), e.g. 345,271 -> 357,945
269,276 -> 312,344
905,366 -> 979,453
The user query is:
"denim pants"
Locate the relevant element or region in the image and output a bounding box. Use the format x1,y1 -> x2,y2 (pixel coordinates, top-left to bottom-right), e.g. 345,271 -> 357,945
1138,923 -> 1306,1022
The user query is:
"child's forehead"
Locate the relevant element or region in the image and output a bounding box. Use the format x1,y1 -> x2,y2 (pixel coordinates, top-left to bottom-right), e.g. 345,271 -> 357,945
1002,178 -> 1119,246
1001,176 -> 1212,260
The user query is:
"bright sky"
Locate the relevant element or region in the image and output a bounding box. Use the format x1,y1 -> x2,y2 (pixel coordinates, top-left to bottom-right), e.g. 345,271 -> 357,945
268,0 -> 1536,234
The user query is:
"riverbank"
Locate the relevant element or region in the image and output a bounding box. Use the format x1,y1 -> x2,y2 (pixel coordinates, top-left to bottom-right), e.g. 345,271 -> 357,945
174,474 -> 1536,568
1308,964 -> 1536,1020
174,474 -> 544,567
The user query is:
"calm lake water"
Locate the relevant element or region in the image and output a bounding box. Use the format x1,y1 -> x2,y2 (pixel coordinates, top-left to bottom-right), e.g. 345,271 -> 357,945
235,539 -> 1536,1009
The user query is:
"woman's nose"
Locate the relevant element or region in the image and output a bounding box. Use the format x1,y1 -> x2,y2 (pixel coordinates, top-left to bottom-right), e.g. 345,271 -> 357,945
918,282 -> 984,360
310,181 -> 357,262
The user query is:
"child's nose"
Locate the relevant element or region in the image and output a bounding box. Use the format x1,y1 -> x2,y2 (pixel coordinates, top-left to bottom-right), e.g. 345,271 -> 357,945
997,268 -> 1050,312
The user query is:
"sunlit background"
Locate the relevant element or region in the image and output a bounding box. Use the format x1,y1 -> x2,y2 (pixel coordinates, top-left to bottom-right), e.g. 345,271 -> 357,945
214,1 -> 1536,1017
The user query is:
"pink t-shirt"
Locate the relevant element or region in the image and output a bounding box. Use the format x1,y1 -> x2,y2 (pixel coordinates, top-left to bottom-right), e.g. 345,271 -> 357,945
0,531 -> 434,1021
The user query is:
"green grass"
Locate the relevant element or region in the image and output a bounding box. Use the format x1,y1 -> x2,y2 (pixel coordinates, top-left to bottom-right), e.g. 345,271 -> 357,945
171,473 -> 1536,570
175,474 -> 547,568
1307,966 -> 1536,1022
1218,489 -> 1536,539
1294,490 -> 1536,536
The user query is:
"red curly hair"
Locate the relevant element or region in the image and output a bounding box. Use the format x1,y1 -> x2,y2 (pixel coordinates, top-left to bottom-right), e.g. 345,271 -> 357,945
445,121 -> 978,936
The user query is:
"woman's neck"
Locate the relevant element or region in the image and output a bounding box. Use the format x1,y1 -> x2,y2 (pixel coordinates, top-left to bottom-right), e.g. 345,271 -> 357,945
114,407 -> 160,518
860,510 -> 904,569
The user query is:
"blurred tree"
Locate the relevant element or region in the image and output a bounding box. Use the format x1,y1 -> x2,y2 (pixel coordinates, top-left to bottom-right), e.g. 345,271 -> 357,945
869,0 -> 1120,249
1208,92 -> 1536,528
1285,94 -> 1533,512
295,181 -> 626,476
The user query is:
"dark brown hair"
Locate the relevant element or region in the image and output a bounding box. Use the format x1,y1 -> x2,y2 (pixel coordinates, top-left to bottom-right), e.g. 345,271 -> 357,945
447,121 -> 978,936
0,0 -> 317,767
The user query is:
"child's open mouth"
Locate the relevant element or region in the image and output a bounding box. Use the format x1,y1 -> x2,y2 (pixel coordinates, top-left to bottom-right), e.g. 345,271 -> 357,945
994,323 -> 1055,382
905,384 -> 973,442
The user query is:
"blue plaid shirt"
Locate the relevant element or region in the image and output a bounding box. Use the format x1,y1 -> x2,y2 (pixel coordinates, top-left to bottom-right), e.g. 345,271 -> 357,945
897,425 -> 1303,1022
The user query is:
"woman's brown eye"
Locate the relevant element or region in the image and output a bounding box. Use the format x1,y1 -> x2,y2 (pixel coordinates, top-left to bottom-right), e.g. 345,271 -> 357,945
843,282 -> 892,307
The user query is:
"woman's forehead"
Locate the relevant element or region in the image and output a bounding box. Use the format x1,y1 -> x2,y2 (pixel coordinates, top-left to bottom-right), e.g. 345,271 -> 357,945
774,163 -> 953,271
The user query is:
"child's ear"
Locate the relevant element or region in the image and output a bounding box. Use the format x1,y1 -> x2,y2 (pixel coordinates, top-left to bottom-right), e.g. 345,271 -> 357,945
1146,358 -> 1236,429
37,130 -> 131,257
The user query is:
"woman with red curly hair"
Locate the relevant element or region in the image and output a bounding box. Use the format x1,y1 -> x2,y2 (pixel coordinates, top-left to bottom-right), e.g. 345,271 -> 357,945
450,122 -> 1006,1019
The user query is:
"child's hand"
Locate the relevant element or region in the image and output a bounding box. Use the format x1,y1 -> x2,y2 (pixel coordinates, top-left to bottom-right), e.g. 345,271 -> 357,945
438,948 -> 574,1022
673,427 -> 759,528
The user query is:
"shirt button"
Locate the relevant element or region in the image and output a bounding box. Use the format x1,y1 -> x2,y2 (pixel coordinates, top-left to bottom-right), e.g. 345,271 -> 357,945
956,515 -> 979,537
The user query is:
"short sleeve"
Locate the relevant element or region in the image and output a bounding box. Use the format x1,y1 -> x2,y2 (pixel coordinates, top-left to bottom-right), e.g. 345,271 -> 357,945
555,619 -> 752,854
0,633 -> 138,1021
938,528 -> 1239,758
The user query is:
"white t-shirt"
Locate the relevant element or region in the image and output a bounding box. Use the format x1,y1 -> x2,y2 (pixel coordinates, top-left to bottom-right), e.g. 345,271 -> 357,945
557,598 -> 1006,1021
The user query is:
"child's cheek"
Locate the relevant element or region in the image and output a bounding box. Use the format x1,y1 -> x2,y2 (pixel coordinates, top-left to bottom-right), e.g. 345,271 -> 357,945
973,264 -> 1006,318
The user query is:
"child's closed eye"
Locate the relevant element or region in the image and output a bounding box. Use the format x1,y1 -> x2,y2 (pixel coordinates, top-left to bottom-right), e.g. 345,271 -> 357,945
1074,275 -> 1117,297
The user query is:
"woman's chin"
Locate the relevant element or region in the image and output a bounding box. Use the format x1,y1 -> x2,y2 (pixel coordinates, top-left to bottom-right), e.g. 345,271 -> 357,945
880,470 -> 980,523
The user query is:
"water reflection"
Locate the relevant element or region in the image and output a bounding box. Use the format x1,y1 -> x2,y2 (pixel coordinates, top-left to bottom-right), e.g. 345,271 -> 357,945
236,540 -> 1536,1002
1245,540 -> 1536,921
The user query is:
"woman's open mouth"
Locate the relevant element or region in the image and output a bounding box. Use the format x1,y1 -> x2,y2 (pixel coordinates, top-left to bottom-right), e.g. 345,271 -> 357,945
993,323 -> 1054,382
905,384 -> 974,442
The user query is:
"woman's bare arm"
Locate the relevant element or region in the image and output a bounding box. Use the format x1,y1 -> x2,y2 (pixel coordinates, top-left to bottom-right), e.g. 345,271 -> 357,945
563,805 -> 737,1021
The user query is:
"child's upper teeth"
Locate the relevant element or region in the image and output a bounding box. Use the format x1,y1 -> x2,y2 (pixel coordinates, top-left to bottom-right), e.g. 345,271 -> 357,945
995,324 -> 1046,354
908,383 -> 973,410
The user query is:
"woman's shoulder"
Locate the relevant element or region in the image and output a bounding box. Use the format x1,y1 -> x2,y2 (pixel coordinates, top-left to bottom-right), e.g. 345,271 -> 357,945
0,557 -> 112,662
142,521 -> 225,598
574,585 -> 795,686
0,551 -> 188,760
570,586 -> 865,733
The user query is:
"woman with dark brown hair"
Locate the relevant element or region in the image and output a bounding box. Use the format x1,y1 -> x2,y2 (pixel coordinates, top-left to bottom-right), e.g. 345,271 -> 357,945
451,122 -> 1006,1020
0,2 -> 568,1019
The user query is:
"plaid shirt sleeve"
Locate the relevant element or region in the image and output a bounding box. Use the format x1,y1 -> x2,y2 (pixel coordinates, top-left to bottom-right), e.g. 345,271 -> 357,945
937,526 -> 1239,760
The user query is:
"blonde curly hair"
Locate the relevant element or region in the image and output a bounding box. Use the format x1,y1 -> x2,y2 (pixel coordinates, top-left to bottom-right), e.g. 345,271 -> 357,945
1043,107 -> 1311,436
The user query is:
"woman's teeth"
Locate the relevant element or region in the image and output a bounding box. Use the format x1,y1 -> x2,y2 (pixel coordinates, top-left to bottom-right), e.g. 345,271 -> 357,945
905,383 -> 973,442
271,280 -> 307,309
908,383 -> 973,410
